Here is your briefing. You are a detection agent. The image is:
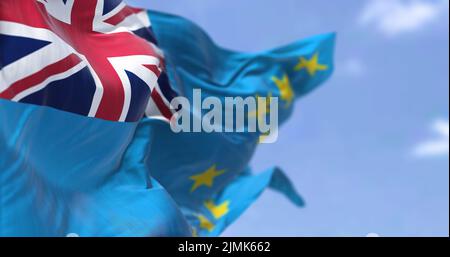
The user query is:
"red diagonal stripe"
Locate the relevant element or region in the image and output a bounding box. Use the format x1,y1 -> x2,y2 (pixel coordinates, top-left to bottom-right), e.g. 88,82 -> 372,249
104,6 -> 144,26
151,89 -> 173,120
0,54 -> 82,99
143,64 -> 161,77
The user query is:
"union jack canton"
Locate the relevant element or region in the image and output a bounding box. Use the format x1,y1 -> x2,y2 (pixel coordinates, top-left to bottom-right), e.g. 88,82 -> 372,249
0,0 -> 177,122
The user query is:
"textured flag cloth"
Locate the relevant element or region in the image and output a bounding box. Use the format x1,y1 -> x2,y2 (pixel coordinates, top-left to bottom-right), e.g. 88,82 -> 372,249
0,1 -> 191,236
136,11 -> 336,236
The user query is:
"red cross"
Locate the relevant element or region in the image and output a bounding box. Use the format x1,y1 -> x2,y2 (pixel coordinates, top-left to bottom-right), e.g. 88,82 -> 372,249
0,0 -> 164,121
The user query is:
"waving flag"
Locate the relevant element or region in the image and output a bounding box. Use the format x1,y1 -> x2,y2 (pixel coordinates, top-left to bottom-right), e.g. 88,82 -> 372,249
0,0 -> 190,236
136,11 -> 335,236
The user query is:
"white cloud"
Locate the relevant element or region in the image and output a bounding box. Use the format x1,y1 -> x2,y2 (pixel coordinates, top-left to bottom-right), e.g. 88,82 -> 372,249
414,119 -> 449,157
360,0 -> 449,36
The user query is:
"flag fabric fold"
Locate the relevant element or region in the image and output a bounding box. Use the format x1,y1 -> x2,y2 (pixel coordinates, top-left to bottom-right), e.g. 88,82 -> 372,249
0,99 -> 191,236
149,10 -> 335,105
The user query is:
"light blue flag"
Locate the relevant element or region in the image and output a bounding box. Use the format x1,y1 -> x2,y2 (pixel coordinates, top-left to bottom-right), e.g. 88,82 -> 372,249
135,11 -> 336,236
0,99 -> 191,236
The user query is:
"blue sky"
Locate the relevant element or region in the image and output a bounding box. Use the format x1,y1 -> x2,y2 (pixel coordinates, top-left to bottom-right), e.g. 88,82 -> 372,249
127,0 -> 449,236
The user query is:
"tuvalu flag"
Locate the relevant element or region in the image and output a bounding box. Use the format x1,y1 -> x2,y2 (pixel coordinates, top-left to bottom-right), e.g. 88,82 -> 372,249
0,1 -> 335,237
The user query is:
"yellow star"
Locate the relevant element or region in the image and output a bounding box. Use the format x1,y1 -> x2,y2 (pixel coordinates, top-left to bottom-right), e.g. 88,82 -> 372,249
272,74 -> 294,107
197,214 -> 215,232
249,93 -> 272,122
190,165 -> 226,193
294,52 -> 328,76
204,200 -> 230,220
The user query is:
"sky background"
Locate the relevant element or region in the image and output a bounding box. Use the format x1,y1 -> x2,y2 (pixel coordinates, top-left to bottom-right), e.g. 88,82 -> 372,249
127,0 -> 449,237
